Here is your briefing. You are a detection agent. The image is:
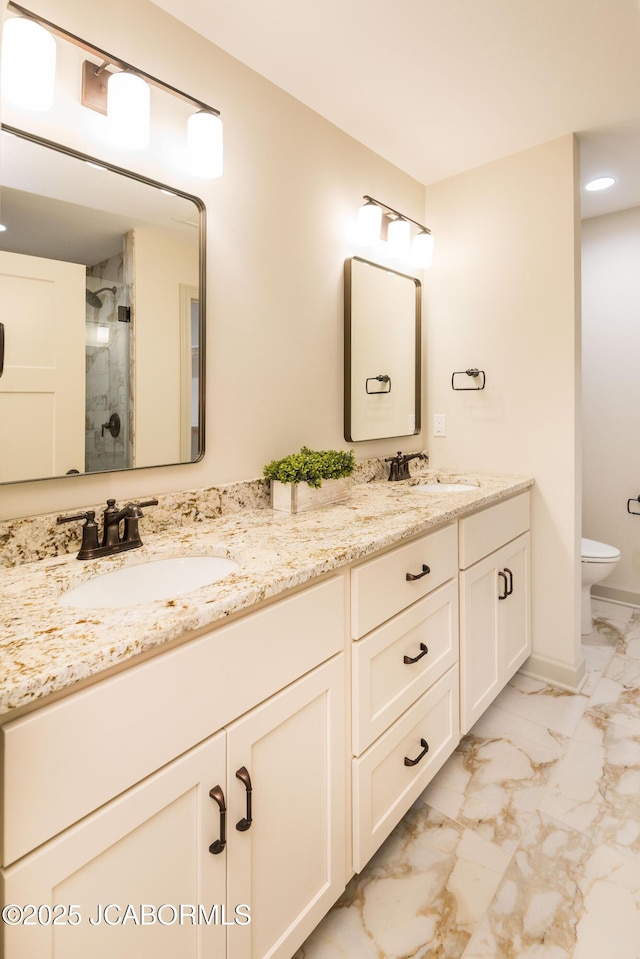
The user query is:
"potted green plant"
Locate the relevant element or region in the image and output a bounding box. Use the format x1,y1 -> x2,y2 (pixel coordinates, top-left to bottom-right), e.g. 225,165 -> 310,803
263,446 -> 356,513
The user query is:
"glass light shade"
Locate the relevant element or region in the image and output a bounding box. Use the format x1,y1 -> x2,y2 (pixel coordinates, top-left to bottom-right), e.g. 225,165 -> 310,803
387,217 -> 411,260
187,111 -> 223,178
356,200 -> 382,245
411,230 -> 434,269
1,17 -> 56,111
107,72 -> 150,149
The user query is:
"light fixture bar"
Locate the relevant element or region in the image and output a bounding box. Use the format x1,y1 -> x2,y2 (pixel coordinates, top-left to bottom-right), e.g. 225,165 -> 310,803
362,195 -> 431,235
7,1 -> 221,117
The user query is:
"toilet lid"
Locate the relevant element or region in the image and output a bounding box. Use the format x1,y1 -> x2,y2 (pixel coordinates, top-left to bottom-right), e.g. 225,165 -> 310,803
582,537 -> 620,561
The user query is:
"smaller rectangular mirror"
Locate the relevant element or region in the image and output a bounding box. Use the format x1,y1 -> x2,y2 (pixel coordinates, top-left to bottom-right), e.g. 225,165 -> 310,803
344,256 -> 421,442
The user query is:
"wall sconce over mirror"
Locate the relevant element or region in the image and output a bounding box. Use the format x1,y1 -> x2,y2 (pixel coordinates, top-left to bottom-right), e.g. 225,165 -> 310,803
0,14 -> 56,110
0,125 -> 205,484
1,1 -> 223,177
344,257 -> 421,443
356,196 -> 434,269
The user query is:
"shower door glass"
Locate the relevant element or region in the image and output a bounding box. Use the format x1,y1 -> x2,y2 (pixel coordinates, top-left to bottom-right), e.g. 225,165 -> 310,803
85,275 -> 131,473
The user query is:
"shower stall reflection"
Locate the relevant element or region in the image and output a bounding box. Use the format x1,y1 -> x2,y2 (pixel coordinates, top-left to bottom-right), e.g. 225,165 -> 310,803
85,275 -> 131,473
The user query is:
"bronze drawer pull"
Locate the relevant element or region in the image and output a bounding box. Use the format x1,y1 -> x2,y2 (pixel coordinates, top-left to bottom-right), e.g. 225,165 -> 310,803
504,567 -> 513,596
208,785 -> 226,854
404,642 -> 429,665
404,738 -> 429,767
406,564 -> 430,582
498,567 -> 514,600
235,766 -> 253,831
498,570 -> 508,600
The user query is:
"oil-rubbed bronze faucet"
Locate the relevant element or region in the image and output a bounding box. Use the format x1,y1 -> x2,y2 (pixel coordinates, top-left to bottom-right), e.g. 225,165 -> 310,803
57,497 -> 158,560
385,451 -> 427,482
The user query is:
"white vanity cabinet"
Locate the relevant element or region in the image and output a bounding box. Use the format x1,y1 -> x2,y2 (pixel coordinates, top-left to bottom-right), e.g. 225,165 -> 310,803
459,493 -> 531,733
0,480 -> 535,957
1,579 -> 346,959
350,525 -> 460,871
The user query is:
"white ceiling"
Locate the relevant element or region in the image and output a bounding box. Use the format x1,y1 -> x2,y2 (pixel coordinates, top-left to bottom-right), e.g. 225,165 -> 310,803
151,0 -> 640,219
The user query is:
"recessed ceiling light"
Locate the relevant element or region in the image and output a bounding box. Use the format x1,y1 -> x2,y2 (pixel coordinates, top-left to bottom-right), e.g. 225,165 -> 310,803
584,176 -> 616,192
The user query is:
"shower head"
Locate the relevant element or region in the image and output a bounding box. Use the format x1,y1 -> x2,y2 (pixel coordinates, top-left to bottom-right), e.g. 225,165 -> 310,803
86,286 -> 117,309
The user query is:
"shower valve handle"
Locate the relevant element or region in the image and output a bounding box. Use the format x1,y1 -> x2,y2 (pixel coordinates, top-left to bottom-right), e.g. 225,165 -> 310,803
101,412 -> 121,438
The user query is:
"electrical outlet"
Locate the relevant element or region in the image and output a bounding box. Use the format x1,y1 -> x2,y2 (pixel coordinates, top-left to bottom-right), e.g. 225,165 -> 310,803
433,413 -> 446,437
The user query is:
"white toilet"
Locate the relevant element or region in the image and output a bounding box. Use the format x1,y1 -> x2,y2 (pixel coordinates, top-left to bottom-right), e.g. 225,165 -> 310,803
581,537 -> 620,634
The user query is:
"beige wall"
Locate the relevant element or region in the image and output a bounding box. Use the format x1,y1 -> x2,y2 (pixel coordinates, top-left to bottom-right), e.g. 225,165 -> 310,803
424,136 -> 584,689
1,3 -> 586,693
582,206 -> 640,602
0,0 -> 425,521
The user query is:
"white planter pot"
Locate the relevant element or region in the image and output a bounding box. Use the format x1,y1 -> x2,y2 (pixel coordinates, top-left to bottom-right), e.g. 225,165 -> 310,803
270,478 -> 351,514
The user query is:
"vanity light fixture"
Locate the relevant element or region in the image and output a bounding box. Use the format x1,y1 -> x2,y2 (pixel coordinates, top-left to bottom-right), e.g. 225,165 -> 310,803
356,198 -> 383,245
356,196 -> 434,268
107,71 -> 151,150
2,2 -> 223,177
410,229 -> 434,269
386,216 -> 411,260
187,110 -> 224,178
0,14 -> 56,111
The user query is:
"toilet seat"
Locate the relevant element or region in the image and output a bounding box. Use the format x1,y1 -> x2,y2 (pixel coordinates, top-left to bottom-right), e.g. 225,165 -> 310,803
581,537 -> 620,563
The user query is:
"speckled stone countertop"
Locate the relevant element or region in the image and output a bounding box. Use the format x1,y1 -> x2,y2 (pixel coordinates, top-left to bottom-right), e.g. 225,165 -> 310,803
0,470 -> 532,719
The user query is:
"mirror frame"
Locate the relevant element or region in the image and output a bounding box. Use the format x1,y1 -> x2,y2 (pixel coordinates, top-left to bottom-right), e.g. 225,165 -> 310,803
0,123 -> 207,485
344,255 -> 421,443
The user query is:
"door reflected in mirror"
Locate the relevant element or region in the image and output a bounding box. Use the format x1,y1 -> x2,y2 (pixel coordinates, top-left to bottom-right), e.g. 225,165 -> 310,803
0,125 -> 205,484
344,256 -> 421,442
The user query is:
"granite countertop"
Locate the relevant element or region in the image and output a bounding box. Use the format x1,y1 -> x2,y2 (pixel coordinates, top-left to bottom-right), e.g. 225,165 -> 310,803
0,470 -> 533,719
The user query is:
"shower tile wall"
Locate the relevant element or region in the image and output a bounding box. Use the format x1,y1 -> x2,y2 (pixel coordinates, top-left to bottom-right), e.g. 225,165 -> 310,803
86,253 -> 130,473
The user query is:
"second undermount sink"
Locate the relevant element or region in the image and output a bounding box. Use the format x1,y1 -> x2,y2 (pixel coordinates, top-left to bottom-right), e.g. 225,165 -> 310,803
58,555 -> 240,609
411,482 -> 478,492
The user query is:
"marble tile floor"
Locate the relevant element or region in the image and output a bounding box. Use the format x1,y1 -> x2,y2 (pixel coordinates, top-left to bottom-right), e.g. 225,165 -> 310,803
293,599 -> 640,959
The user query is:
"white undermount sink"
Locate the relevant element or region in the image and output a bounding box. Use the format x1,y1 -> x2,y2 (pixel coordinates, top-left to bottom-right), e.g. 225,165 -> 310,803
58,555 -> 240,609
411,482 -> 478,492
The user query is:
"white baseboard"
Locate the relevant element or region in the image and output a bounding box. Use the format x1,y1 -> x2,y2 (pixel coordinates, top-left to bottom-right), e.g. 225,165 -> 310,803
592,584 -> 640,609
520,652 -> 587,693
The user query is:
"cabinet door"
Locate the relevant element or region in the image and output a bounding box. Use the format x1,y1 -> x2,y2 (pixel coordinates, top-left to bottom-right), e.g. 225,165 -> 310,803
460,551 -> 501,733
460,532 -> 531,734
1,733 -> 227,959
500,532 -> 531,679
226,655 -> 345,959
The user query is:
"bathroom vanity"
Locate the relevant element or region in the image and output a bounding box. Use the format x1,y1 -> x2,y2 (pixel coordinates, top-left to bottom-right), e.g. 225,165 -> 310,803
0,473 -> 532,959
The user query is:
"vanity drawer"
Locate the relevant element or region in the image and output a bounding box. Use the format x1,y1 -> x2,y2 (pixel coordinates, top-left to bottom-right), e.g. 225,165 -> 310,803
352,580 -> 458,755
458,492 -> 530,569
1,575 -> 345,867
351,524 -> 458,638
352,665 -> 459,872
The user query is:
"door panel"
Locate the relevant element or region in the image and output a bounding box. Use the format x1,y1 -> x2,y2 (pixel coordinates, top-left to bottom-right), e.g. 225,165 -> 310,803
0,251 -> 85,480
1,734 -> 226,959
460,555 -> 501,733
226,656 -> 345,959
501,533 -> 531,678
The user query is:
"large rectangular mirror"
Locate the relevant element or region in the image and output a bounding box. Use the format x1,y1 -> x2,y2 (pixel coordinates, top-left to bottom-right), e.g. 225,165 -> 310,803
0,125 -> 205,484
344,256 -> 421,442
